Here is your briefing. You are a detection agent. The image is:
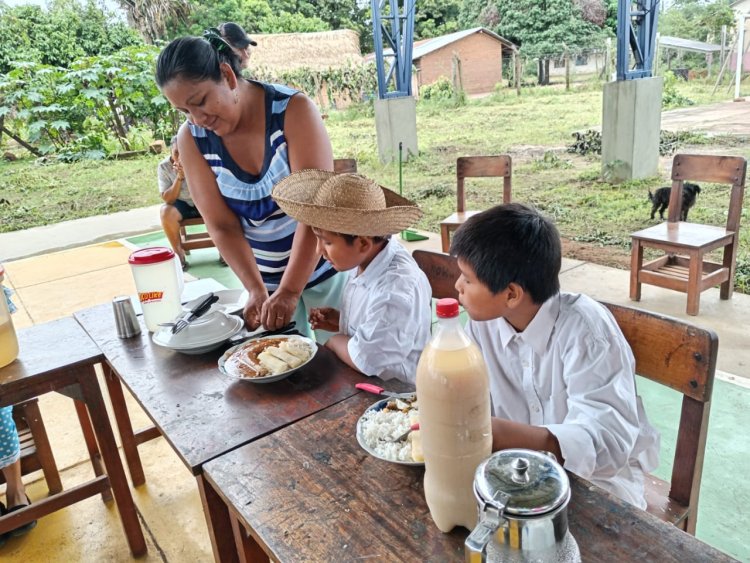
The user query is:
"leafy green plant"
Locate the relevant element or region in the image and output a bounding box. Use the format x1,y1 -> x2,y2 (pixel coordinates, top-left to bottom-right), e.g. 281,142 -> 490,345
532,151 -> 572,170
662,71 -> 694,109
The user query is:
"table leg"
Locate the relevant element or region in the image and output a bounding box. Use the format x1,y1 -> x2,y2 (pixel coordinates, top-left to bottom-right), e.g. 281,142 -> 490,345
78,365 -> 147,557
231,512 -> 269,563
73,399 -> 113,502
103,362 -> 147,487
197,473 -> 240,563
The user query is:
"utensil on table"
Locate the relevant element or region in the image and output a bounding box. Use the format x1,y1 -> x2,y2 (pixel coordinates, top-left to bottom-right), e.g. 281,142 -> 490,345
355,383 -> 415,400
112,296 -> 141,339
172,293 -> 219,334
227,322 -> 298,346
386,422 -> 420,443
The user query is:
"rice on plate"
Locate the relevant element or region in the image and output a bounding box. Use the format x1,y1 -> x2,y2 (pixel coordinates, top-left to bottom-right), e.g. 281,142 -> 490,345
357,397 -> 421,465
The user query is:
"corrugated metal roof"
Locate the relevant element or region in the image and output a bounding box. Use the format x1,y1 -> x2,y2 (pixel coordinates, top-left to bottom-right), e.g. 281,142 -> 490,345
364,27 -> 516,61
659,35 -> 721,54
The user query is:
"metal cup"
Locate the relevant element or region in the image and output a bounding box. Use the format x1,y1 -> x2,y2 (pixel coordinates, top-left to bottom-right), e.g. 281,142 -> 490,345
113,296 -> 142,338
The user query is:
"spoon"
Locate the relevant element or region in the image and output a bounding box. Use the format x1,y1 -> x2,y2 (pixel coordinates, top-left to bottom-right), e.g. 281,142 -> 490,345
386,422 -> 420,443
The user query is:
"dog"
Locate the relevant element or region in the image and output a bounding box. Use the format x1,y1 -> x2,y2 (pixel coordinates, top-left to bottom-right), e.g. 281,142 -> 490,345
648,182 -> 701,221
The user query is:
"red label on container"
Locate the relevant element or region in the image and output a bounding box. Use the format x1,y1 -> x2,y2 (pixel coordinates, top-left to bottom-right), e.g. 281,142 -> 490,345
139,291 -> 164,303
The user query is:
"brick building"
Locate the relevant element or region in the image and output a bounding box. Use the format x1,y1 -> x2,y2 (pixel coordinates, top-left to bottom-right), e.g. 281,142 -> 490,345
411,28 -> 516,96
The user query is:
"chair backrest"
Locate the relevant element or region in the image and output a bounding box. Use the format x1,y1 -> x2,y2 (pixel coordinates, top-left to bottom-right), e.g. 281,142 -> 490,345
412,250 -> 460,300
668,154 -> 746,230
333,158 -> 357,174
601,301 -> 718,532
456,155 -> 512,212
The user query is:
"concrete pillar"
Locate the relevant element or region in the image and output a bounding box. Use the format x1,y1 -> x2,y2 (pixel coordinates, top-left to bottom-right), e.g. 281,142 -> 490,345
374,96 -> 418,164
601,77 -> 663,182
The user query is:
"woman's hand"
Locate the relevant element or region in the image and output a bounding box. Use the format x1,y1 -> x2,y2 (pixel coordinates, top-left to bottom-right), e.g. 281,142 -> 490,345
261,288 -> 300,330
243,287 -> 270,331
309,307 -> 340,332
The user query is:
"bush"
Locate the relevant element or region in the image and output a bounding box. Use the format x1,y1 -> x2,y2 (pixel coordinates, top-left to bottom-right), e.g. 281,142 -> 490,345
662,71 -> 694,109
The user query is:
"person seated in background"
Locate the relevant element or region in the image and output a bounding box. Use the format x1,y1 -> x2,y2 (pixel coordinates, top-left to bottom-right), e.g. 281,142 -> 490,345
450,203 -> 660,508
158,135 -> 200,270
272,171 -> 431,384
1,406 -> 36,546
218,22 -> 256,69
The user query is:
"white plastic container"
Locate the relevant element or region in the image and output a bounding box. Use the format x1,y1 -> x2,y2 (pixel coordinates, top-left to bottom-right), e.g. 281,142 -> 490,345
128,247 -> 184,332
416,297 -> 493,533
0,264 -> 19,368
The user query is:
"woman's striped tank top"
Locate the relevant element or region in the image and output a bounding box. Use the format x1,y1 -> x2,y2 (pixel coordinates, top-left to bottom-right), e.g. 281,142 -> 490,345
188,81 -> 335,291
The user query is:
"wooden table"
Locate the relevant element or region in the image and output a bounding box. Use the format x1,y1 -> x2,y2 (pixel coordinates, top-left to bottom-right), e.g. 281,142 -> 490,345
74,302 -> 375,562
203,393 -> 738,563
0,317 -> 146,557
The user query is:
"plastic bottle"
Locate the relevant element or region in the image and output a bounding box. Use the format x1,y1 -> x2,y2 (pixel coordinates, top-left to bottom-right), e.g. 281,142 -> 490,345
0,264 -> 19,368
128,247 -> 184,332
416,297 -> 492,533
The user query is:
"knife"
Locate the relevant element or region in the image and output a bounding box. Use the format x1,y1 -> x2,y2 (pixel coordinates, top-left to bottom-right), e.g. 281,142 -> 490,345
355,383 -> 416,399
172,293 -> 219,334
227,321 -> 298,345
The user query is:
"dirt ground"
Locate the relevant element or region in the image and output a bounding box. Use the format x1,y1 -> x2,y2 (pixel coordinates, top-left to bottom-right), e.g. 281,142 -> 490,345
561,237 -> 632,270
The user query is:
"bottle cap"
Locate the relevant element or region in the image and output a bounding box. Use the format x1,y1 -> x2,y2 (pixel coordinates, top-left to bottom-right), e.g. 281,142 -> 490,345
436,298 -> 459,318
128,247 -> 175,265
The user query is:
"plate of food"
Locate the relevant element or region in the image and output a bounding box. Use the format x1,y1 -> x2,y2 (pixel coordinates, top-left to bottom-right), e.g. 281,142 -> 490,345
218,334 -> 317,383
356,396 -> 423,466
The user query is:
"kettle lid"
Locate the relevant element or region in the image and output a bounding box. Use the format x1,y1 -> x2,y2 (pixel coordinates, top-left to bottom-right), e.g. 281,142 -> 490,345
474,449 -> 569,516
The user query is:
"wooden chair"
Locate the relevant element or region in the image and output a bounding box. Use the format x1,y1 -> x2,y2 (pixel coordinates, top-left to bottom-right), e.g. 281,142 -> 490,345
412,249 -> 460,300
0,399 -> 62,495
602,302 -> 717,534
439,155 -> 512,252
630,154 -> 747,315
178,159 -> 357,253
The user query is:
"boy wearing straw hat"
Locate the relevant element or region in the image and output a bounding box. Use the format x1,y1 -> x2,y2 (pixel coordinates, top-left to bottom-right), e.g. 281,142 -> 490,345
273,171 -> 432,383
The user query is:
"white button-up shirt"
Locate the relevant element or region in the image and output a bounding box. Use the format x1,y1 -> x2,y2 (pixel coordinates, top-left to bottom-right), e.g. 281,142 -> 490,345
341,239 -> 432,384
467,292 -> 660,508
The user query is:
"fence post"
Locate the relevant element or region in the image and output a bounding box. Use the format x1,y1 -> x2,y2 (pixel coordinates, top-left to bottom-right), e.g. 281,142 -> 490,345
515,50 -> 521,96
565,51 -> 571,91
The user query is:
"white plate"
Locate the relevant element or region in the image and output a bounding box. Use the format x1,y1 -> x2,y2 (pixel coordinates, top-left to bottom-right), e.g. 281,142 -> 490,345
356,397 -> 423,467
218,335 -> 317,384
152,311 -> 244,354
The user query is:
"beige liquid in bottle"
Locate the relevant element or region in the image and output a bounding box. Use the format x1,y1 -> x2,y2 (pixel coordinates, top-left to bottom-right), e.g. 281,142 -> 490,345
0,318 -> 19,368
416,299 -> 492,532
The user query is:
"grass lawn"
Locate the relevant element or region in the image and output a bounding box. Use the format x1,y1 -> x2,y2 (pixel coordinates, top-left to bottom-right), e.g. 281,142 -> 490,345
2,78 -> 749,290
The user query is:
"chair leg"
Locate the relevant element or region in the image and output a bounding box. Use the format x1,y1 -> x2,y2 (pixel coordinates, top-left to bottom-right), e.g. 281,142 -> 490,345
719,242 -> 737,300
630,240 -> 643,301
686,251 -> 702,316
19,400 -> 63,495
440,225 -> 451,254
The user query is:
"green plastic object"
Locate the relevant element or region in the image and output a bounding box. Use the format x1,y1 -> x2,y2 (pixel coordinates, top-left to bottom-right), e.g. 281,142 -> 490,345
398,141 -> 428,242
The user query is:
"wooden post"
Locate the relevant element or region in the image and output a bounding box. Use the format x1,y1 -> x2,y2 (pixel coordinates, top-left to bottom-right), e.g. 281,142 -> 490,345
515,50 -> 521,96
721,25 -> 727,69
605,37 -> 612,81
451,51 -> 464,100
565,52 -> 571,91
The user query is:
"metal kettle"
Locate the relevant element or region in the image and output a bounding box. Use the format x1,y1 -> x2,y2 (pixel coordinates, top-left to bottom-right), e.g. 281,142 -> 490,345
465,449 -> 580,563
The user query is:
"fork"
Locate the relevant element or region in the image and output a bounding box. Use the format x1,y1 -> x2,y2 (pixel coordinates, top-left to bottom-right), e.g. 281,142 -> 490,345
386,422 -> 420,443
172,293 -> 219,334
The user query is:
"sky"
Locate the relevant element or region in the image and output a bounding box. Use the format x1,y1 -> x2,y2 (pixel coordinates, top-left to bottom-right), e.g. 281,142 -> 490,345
3,0 -> 122,10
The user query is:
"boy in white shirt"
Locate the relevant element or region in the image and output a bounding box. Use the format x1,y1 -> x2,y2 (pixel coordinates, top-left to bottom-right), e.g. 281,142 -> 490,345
451,203 -> 660,508
273,170 -> 432,384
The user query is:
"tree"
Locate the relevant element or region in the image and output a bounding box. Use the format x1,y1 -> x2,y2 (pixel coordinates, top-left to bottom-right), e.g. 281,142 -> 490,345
414,0 -> 462,40
117,0 -> 190,43
659,0 -> 734,43
461,0 -> 608,84
0,0 -> 142,72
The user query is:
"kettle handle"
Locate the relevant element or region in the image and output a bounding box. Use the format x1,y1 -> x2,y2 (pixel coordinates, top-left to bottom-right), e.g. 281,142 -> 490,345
465,506 -> 504,563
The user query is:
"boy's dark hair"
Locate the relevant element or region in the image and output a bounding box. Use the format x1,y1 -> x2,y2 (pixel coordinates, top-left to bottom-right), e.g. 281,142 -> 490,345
338,233 -> 391,245
451,203 -> 561,303
155,35 -> 242,88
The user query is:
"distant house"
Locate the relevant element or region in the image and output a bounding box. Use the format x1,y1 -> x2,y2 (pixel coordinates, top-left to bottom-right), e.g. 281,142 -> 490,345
731,0 -> 750,70
548,50 -> 607,78
366,27 -> 516,96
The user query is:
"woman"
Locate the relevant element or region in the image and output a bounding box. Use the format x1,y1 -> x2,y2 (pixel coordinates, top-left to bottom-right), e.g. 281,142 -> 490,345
1,407 -> 35,545
155,33 -> 347,338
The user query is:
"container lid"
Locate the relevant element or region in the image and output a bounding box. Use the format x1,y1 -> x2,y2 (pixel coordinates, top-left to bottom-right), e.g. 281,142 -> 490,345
436,298 -> 459,318
474,449 -> 569,517
128,247 -> 175,265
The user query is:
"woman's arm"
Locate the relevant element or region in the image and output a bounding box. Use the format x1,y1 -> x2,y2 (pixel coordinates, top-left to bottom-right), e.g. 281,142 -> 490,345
176,124 -> 269,328
260,93 -> 334,330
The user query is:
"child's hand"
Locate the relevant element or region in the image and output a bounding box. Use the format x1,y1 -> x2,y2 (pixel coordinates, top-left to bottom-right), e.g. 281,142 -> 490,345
309,307 -> 340,332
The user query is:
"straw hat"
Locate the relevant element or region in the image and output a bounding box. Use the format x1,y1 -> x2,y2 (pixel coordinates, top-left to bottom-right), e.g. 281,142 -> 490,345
272,170 -> 423,236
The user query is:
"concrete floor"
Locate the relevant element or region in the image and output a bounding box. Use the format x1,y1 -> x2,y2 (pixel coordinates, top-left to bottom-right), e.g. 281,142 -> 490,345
1,227 -> 749,561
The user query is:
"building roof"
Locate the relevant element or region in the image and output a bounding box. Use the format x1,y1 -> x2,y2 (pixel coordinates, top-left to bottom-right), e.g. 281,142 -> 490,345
248,29 -> 362,72
659,35 -> 722,54
364,27 -> 516,61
